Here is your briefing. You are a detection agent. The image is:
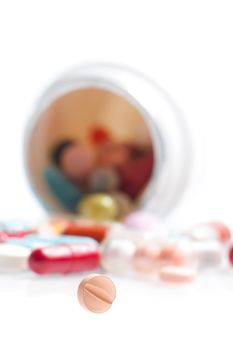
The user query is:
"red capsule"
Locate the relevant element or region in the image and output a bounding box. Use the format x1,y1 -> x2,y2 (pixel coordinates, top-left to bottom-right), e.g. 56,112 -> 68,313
0,229 -> 35,243
29,243 -> 100,275
63,223 -> 109,242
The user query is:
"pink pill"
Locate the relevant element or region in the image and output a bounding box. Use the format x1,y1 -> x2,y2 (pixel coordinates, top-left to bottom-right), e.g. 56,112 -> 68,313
159,266 -> 196,283
124,211 -> 166,235
99,142 -> 131,169
132,244 -> 161,274
158,244 -> 192,267
60,144 -> 96,181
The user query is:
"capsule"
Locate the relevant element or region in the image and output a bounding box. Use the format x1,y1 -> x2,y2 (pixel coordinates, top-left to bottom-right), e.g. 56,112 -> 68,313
29,243 -> 100,275
63,222 -> 109,242
8,234 -> 97,250
0,229 -> 35,243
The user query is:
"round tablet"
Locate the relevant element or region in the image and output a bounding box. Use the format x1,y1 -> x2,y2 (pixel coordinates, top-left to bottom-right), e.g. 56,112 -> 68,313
159,266 -> 196,283
77,274 -> 116,313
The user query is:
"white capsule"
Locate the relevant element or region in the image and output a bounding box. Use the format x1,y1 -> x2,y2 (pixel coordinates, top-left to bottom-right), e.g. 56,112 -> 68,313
101,237 -> 136,273
0,244 -> 30,272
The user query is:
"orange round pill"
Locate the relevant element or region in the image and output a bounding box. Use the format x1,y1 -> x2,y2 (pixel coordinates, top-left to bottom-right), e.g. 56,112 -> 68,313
159,266 -> 196,284
77,274 -> 116,313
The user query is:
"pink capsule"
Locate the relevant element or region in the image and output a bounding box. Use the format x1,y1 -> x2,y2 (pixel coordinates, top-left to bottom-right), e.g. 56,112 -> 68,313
60,144 -> 96,181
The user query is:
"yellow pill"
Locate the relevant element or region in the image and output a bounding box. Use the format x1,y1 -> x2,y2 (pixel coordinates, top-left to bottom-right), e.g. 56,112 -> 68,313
78,194 -> 118,221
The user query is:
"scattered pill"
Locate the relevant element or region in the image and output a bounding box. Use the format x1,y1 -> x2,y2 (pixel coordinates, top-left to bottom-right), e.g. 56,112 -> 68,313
29,242 -> 100,275
0,244 -> 30,272
63,222 -> 109,242
132,244 -> 160,274
193,241 -> 223,268
88,167 -> 120,192
0,229 -> 35,243
159,266 -> 196,284
79,193 -> 118,221
124,211 -> 166,235
101,238 -> 136,273
184,222 -> 231,243
8,235 -> 97,250
77,274 -> 116,313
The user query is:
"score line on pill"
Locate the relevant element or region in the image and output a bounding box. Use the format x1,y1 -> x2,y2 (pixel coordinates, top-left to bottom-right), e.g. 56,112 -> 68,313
77,274 -> 116,313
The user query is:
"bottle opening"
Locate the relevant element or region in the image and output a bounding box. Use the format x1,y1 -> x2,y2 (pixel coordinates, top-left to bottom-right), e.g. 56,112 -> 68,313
26,87 -> 156,219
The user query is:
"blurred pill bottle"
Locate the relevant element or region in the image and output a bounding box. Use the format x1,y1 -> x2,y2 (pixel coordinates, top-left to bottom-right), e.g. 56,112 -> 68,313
24,63 -> 192,217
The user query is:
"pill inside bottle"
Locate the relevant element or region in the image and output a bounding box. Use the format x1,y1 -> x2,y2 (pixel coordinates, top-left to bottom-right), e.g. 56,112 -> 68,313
25,64 -> 192,220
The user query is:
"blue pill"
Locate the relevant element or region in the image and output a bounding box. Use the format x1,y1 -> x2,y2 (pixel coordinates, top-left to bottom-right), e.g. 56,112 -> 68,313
43,167 -> 83,212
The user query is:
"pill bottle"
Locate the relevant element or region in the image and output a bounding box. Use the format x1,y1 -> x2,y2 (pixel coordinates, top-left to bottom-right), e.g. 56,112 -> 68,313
24,63 -> 192,217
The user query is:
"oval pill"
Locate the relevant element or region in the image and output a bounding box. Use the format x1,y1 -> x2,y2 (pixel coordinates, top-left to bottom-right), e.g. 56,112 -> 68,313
159,266 -> 196,283
29,243 -> 100,275
77,274 -> 116,313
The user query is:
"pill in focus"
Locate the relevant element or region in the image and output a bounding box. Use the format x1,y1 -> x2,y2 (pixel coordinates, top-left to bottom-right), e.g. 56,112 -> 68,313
77,274 -> 116,313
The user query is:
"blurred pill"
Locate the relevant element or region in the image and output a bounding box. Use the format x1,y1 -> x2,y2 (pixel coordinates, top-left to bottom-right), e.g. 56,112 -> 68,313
29,243 -> 100,275
0,219 -> 35,233
8,235 -> 97,250
79,194 -> 118,221
120,151 -> 154,198
101,238 -> 136,273
193,241 -> 223,268
88,167 -> 120,192
184,222 -> 231,243
60,144 -> 96,181
78,274 -> 116,313
110,191 -> 133,218
158,242 -> 193,267
89,126 -> 112,145
0,229 -> 35,243
44,167 -> 83,211
124,211 -> 167,236
0,244 -> 30,272
132,244 -> 160,274
63,222 -> 109,242
99,142 -> 131,169
159,266 -> 196,284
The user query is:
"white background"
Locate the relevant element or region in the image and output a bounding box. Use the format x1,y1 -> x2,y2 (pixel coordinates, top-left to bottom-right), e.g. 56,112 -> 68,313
0,1 -> 233,349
